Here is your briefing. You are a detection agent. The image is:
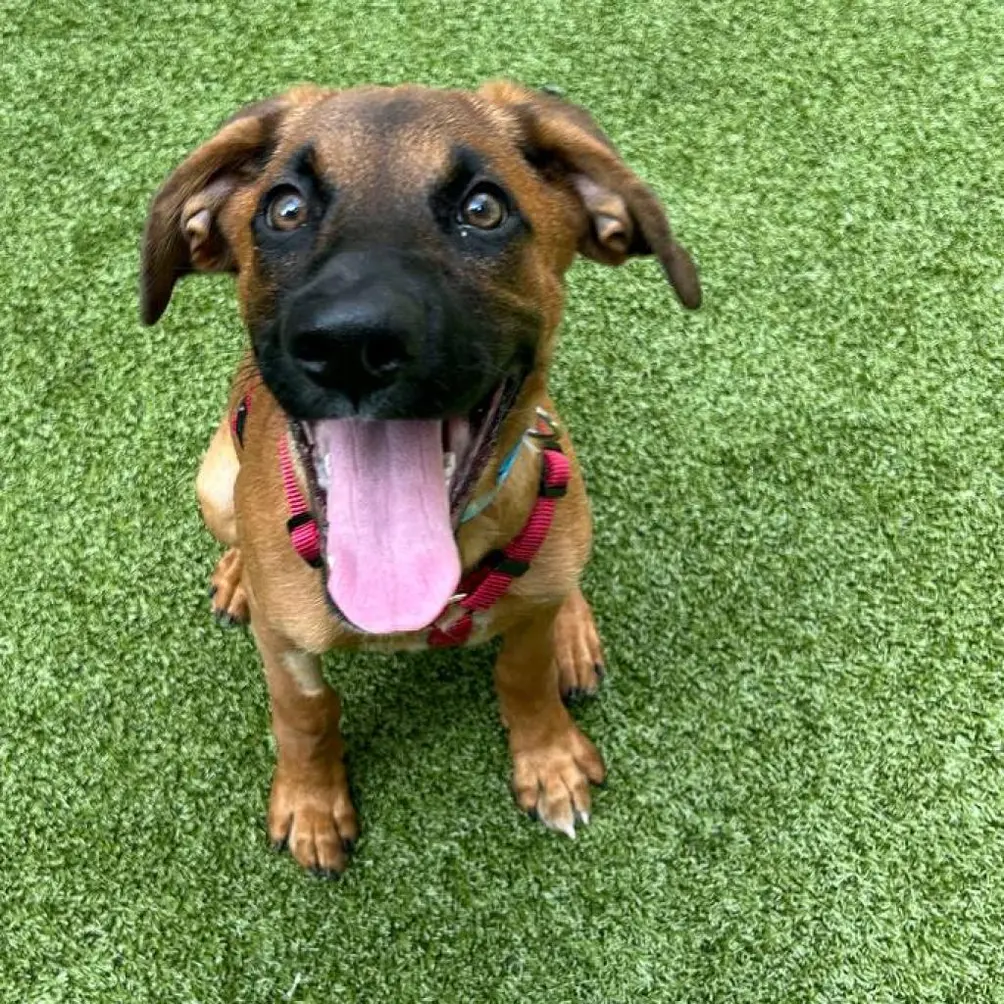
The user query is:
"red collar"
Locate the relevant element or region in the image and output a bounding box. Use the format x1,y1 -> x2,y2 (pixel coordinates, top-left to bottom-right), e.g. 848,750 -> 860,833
233,391 -> 569,645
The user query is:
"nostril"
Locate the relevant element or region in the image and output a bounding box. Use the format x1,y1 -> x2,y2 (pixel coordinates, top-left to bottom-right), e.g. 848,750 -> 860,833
289,324 -> 410,390
360,334 -> 408,379
291,329 -> 331,374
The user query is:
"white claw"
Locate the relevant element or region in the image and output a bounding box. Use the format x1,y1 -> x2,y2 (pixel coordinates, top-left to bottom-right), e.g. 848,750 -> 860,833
554,817 -> 577,840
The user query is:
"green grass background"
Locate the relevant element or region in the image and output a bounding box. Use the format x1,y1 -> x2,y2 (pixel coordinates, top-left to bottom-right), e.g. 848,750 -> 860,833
2,1 -> 1003,1000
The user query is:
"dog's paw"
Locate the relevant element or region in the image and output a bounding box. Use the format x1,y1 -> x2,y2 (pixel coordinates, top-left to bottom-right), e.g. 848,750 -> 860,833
209,547 -> 249,626
512,725 -> 605,839
268,764 -> 359,875
553,588 -> 605,701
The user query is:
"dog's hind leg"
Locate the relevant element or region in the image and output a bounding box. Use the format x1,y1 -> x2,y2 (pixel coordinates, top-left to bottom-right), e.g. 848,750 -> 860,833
197,416 -> 248,625
553,587 -> 605,701
197,416 -> 239,545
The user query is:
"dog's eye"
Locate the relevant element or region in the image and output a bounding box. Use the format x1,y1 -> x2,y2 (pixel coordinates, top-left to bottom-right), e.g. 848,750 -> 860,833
459,185 -> 507,230
266,187 -> 308,231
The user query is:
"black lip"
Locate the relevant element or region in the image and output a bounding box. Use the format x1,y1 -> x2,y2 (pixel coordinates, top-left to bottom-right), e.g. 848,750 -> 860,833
447,374 -> 524,522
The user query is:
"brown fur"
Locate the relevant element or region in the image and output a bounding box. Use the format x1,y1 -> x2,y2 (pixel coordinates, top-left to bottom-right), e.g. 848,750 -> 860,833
141,81 -> 700,873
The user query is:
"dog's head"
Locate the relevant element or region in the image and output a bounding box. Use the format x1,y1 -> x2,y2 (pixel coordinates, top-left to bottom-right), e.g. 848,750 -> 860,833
142,82 -> 699,409
141,82 -> 700,634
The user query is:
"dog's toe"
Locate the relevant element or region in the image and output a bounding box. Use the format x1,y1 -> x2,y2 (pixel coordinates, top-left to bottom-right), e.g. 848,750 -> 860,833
268,765 -> 359,876
513,725 -> 605,838
310,865 -> 342,881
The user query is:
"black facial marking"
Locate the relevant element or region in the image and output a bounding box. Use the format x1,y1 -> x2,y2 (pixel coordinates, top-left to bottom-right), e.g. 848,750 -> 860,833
253,143 -> 334,244
430,146 -> 487,225
429,145 -> 528,252
286,144 -> 335,202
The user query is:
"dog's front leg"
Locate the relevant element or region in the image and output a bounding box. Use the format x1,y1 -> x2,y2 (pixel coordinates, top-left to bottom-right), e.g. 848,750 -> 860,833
251,616 -> 358,875
495,605 -> 607,838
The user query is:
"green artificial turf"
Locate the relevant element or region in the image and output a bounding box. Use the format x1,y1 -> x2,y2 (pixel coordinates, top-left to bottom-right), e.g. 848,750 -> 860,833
2,1 -> 1003,1000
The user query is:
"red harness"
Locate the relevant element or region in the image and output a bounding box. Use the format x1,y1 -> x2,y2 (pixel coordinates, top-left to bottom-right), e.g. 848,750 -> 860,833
231,390 -> 569,646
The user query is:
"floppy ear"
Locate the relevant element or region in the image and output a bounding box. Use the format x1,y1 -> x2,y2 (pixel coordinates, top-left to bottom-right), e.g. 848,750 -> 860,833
139,90 -> 320,325
479,81 -> 701,309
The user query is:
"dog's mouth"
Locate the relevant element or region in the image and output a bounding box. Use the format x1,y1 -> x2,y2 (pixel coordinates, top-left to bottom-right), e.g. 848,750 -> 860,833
290,376 -> 523,636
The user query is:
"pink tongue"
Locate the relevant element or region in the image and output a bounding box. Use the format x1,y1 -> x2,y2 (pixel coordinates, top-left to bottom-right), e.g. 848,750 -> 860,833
313,418 -> 460,635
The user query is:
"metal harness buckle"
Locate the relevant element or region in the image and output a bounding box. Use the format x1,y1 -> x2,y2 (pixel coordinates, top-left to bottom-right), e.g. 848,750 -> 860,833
527,406 -> 560,440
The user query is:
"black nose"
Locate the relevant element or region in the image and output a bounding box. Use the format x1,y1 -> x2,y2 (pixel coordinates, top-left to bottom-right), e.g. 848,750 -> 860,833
286,293 -> 423,403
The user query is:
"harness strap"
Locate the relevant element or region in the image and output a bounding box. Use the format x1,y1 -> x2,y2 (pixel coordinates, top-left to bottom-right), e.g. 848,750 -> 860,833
277,435 -> 322,568
459,434 -> 527,524
427,438 -> 569,647
232,384 -> 322,568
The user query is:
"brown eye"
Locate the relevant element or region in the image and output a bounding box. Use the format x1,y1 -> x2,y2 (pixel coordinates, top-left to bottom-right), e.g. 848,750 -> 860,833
266,187 -> 307,231
459,186 -> 507,229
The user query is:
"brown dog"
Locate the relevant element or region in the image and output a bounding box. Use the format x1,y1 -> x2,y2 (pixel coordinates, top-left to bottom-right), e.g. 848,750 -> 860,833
140,81 -> 700,874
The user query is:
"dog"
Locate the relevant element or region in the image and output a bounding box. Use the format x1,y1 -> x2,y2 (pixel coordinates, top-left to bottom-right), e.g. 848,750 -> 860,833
140,80 -> 700,875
